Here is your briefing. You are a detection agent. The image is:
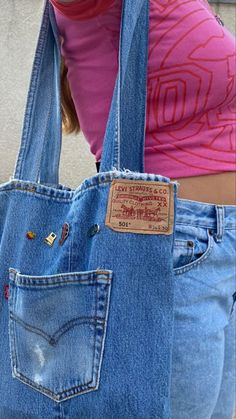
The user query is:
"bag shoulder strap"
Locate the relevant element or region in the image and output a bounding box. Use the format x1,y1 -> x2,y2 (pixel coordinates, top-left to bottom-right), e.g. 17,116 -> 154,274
11,0 -> 150,185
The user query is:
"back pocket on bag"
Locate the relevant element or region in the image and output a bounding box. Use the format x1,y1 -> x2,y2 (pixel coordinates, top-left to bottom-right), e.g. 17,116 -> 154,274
7,268 -> 113,403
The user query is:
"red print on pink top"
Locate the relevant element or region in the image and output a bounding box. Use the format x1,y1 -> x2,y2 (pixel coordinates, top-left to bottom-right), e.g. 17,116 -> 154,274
50,0 -> 236,178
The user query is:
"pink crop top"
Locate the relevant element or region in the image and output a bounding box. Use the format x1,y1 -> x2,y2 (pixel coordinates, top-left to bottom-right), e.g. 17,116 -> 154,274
49,0 -> 236,178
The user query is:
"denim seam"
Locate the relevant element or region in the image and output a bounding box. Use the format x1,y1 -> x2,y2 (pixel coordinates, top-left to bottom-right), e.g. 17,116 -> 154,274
16,5 -> 50,181
14,271 -> 112,282
12,370 -> 97,402
68,227 -> 72,272
92,277 -> 99,388
94,281 -> 112,391
174,240 -> 195,248
175,222 -> 236,230
10,330 -> 96,399
97,279 -> 112,394
0,173 -> 175,201
36,73 -> 53,183
10,312 -> 104,345
8,284 -> 18,383
215,205 -> 224,242
15,280 -> 109,287
11,286 -> 19,377
116,0 -> 122,170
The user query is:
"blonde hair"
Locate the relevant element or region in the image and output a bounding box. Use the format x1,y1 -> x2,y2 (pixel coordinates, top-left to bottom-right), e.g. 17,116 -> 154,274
60,54 -> 81,135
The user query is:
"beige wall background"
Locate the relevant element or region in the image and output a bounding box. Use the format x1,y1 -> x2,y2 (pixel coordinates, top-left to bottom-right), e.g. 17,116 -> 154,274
0,1 -> 235,188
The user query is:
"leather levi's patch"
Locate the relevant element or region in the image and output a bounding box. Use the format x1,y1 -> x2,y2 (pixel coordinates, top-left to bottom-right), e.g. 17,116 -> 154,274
105,179 -> 174,235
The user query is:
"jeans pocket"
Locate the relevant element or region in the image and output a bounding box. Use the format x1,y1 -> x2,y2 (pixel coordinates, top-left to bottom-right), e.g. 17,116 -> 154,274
173,225 -> 215,275
173,238 -> 194,270
8,268 -> 113,403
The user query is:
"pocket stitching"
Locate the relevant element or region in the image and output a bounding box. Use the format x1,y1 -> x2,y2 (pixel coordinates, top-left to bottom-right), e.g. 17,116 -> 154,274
173,239 -> 194,268
11,367 -> 97,401
10,312 -> 103,345
8,271 -> 112,402
9,309 -> 108,401
174,229 -> 215,275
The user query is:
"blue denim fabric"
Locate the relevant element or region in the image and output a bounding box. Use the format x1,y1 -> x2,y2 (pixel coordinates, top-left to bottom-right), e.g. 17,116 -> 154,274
1,0 -> 235,417
96,164 -> 236,419
0,1 -> 179,418
171,199 -> 236,419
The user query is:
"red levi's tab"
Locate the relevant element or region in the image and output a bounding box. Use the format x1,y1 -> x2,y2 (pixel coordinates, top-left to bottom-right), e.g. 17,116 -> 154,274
49,0 -> 115,20
4,284 -> 10,300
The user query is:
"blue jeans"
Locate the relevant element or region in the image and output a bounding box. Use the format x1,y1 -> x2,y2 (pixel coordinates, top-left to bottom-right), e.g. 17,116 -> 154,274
171,198 -> 236,419
96,161 -> 236,418
3,171 -> 235,419
1,0 -> 234,414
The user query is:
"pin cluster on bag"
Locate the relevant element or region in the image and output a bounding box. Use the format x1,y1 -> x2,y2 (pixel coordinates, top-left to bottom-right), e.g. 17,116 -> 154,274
25,223 -> 70,247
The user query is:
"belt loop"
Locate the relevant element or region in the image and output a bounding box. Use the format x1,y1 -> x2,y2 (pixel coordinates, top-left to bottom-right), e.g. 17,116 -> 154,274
215,205 -> 224,243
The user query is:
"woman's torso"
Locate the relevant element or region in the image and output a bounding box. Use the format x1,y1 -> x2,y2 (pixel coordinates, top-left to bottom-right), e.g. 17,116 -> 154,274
51,0 -> 236,205
172,172 -> 236,204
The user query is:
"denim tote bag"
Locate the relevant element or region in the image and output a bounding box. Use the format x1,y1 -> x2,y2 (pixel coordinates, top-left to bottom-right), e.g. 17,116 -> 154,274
0,1 -> 179,418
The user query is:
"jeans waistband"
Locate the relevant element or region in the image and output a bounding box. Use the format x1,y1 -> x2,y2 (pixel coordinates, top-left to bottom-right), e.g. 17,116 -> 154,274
176,197 -> 236,242
95,162 -> 236,238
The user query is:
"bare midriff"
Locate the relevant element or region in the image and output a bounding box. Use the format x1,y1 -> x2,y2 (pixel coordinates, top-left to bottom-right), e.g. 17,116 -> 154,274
171,172 -> 236,205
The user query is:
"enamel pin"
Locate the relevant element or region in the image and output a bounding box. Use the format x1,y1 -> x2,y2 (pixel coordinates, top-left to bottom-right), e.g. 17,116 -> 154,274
44,232 -> 57,247
59,223 -> 70,246
26,231 -> 36,240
